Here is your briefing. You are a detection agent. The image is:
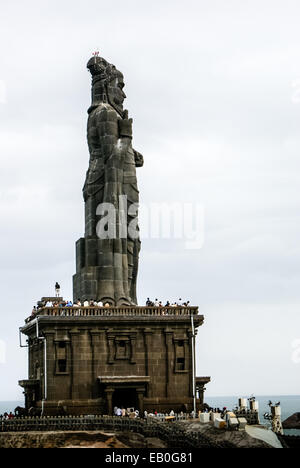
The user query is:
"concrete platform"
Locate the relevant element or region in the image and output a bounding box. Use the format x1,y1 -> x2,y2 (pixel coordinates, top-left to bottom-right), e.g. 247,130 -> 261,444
245,425 -> 282,449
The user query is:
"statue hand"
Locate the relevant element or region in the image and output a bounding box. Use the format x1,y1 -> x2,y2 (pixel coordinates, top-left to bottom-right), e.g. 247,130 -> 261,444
119,112 -> 133,138
134,150 -> 144,167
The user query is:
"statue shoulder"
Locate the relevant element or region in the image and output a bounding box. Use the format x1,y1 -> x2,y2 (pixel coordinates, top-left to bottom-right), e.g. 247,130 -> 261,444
89,103 -> 119,123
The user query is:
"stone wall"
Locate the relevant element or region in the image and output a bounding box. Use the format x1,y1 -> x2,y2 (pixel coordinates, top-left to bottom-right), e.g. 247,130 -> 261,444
20,311 -> 207,414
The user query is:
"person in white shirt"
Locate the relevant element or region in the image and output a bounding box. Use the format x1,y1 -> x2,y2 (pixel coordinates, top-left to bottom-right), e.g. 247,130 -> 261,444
46,301 -> 53,307
83,300 -> 89,307
98,301 -> 103,307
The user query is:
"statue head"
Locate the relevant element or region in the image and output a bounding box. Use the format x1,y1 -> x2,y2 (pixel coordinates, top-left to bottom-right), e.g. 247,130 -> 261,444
87,55 -> 126,116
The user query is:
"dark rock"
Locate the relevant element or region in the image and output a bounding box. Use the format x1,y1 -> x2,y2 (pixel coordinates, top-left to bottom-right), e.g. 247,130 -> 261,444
282,412 -> 300,429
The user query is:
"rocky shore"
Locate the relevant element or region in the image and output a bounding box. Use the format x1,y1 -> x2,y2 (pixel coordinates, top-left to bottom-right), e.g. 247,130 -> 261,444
0,430 -> 168,449
0,421 -> 281,448
176,420 -> 281,448
282,412 -> 300,429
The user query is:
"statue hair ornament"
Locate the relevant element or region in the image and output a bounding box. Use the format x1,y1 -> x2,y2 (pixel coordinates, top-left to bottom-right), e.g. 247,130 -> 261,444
87,56 -> 119,85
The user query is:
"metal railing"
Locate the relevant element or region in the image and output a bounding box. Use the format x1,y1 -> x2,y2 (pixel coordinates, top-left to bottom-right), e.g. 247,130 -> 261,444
0,415 -> 233,448
25,306 -> 199,322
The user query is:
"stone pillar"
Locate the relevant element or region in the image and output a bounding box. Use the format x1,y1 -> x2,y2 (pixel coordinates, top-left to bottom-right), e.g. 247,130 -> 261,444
130,334 -> 136,364
105,387 -> 114,415
43,332 -> 55,401
24,391 -> 29,410
183,338 -> 189,371
137,388 -> 144,414
164,330 -> 173,397
144,329 -> 153,397
107,333 -> 115,364
70,331 -> 80,399
188,329 -> 194,398
198,384 -> 205,406
90,331 -> 101,398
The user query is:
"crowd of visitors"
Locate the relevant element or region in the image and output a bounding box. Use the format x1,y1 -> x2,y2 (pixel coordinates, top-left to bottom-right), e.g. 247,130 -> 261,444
26,297 -> 193,323
33,298 -> 191,310
25,283 -> 192,323
112,405 -> 227,420
26,298 -> 112,322
144,409 -> 176,418
113,407 -> 179,419
146,298 -> 190,307
0,412 -> 14,420
40,299 -> 110,309
0,408 -> 221,422
113,407 -> 140,418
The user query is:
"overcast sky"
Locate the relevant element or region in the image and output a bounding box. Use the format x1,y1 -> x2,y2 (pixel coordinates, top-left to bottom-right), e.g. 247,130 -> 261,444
0,0 -> 300,401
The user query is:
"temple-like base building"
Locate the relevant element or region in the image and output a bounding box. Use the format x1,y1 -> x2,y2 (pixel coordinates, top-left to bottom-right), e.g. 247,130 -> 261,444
19,302 -> 210,415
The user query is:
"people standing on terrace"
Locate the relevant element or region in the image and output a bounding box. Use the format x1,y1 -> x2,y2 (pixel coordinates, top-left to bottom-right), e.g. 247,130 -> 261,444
25,299 -> 196,323
55,282 -> 60,297
145,298 -> 191,308
26,297 -> 195,323
33,298 -> 193,310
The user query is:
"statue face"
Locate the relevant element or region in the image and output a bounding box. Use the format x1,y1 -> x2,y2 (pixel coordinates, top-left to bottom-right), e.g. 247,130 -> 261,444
107,73 -> 126,114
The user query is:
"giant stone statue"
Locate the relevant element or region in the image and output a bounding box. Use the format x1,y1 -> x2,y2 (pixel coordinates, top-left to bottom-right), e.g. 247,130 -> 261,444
73,55 -> 143,305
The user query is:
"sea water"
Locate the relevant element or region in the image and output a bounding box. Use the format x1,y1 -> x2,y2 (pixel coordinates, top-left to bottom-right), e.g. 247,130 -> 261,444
0,401 -> 23,415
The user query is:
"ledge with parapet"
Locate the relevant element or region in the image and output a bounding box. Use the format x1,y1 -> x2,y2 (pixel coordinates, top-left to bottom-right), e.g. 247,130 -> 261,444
24,305 -> 200,322
195,377 -> 211,384
21,315 -> 205,336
